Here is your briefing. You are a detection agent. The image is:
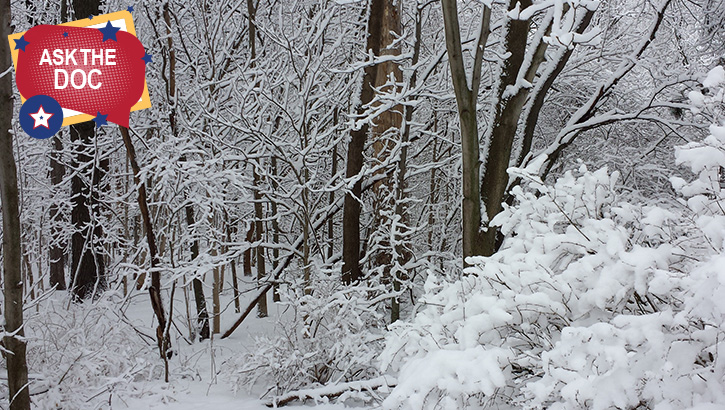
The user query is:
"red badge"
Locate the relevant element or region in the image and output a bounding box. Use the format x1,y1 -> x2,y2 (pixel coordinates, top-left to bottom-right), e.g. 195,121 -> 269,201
15,24 -> 145,128
8,10 -> 151,129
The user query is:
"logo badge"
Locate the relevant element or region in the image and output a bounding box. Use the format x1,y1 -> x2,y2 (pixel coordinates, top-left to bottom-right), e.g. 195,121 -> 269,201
19,95 -> 64,139
7,10 -> 152,138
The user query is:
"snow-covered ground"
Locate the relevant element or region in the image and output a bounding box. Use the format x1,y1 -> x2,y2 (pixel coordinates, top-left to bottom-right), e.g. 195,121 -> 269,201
12,278 -> 373,410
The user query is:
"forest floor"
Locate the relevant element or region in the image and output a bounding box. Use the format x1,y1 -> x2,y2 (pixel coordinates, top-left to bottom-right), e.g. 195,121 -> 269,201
0,274 -> 369,409
51,277 -> 367,410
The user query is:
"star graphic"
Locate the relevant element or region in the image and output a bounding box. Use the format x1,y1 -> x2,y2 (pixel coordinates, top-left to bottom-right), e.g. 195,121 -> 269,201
14,35 -> 30,51
88,14 -> 94,20
127,5 -> 134,12
29,106 -> 53,129
141,52 -> 153,65
99,21 -> 121,42
93,112 -> 108,128
63,32 -> 69,37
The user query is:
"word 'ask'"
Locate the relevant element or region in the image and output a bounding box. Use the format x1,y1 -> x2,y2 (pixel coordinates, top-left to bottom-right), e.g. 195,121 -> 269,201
39,48 -> 117,90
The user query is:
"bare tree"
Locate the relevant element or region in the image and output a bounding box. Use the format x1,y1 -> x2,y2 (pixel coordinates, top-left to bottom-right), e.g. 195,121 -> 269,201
342,0 -> 386,284
69,0 -> 106,300
48,0 -> 68,291
440,0 -> 491,261
0,0 -> 31,407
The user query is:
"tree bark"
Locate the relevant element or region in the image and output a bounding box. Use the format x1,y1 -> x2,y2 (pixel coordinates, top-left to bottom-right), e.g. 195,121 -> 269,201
440,0 -> 491,262
163,3 -> 210,341
479,0 -> 533,256
270,155 -> 281,302
244,222 -> 254,277
185,198 -> 210,340
49,134 -> 66,290
342,0 -> 384,284
119,127 -> 171,361
49,0 -> 69,291
370,0 -> 403,294
1,1 -> 31,407
228,221 -> 241,312
69,0 -> 104,301
212,245 -> 221,333
69,121 -> 105,300
254,168 -> 268,317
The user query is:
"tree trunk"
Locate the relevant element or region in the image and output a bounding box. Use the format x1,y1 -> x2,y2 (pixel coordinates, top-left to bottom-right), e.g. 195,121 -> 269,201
342,0 -> 384,284
479,0 -> 533,256
370,0 -> 403,294
1,1 -> 31,407
270,155 -> 281,302
119,127 -> 172,362
228,221 -> 241,312
49,0 -> 69,292
244,222 -> 254,277
69,122 -> 105,300
254,168 -> 268,317
49,134 -> 66,290
185,199 -> 210,340
440,0 -> 491,263
328,117 -> 338,261
163,3 -> 210,341
70,0 -> 104,300
390,0 -> 426,323
212,245 -> 221,334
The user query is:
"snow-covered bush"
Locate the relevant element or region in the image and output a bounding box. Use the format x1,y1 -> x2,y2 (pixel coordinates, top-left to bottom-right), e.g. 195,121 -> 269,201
524,67 -> 725,410
381,166 -> 692,409
380,65 -> 725,410
223,271 -> 387,404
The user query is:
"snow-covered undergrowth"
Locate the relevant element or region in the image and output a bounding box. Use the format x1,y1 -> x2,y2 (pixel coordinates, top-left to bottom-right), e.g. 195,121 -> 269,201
3,292 -> 171,408
222,274 -> 386,405
380,66 -> 725,410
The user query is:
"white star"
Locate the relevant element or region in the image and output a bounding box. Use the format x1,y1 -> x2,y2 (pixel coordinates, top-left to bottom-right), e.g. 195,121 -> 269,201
29,106 -> 54,129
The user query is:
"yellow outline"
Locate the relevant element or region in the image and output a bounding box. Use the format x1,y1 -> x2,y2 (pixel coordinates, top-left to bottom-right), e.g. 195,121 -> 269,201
7,10 -> 151,126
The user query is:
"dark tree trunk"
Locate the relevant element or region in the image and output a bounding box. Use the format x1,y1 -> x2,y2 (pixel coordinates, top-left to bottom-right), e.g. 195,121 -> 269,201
479,0 -> 533,256
244,222 -> 254,277
120,127 -> 172,364
69,0 -> 104,301
70,121 -> 106,300
162,3 -> 209,341
49,135 -> 66,290
46,0 -> 67,291
270,155 -> 281,302
328,113 -> 338,261
228,221 -> 242,313
185,202 -> 210,340
1,1 -> 31,407
254,169 -> 268,317
370,0 -> 403,293
342,0 -> 384,284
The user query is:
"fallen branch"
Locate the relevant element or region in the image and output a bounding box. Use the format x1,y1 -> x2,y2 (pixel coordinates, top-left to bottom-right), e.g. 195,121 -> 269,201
265,376 -> 397,407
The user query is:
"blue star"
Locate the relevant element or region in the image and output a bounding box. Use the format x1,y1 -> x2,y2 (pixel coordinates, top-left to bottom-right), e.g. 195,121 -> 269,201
63,32 -> 69,37
93,112 -> 108,128
98,21 -> 121,42
88,14 -> 94,20
127,5 -> 134,12
14,35 -> 30,51
141,52 -> 153,65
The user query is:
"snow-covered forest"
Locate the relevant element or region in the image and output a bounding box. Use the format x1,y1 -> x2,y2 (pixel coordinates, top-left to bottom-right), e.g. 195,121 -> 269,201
1,0 -> 725,408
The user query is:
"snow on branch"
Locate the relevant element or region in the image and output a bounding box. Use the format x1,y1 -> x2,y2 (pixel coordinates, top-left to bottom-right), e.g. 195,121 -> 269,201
265,376 -> 396,407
